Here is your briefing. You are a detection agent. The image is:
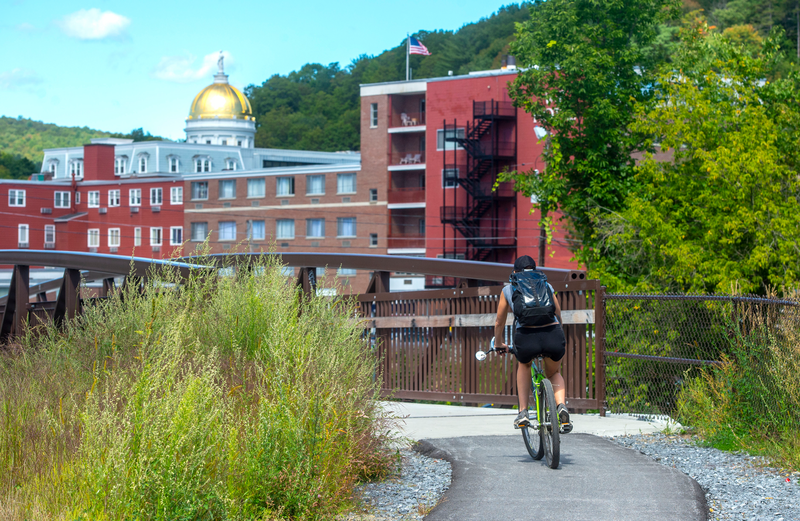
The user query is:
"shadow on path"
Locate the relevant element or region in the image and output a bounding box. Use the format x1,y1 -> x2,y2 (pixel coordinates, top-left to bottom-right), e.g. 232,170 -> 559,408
417,434 -> 707,521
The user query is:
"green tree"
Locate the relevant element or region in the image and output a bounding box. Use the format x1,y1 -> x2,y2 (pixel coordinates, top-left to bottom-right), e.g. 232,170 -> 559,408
499,0 -> 681,262
588,21 -> 800,293
0,152 -> 38,179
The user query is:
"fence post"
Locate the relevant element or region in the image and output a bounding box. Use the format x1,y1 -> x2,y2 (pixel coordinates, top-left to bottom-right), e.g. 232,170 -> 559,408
0,265 -> 30,341
595,285 -> 607,417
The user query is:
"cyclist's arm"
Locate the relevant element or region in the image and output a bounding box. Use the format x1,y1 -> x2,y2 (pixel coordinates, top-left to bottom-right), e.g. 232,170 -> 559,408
495,292 -> 510,351
553,289 -> 563,324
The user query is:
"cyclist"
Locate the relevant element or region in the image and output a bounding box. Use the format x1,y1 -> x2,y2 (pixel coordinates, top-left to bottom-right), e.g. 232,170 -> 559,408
494,255 -> 573,433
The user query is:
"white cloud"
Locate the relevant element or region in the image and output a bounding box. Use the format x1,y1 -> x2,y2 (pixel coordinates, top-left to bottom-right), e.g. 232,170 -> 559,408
57,8 -> 130,40
16,22 -> 37,32
152,51 -> 232,83
0,68 -> 44,91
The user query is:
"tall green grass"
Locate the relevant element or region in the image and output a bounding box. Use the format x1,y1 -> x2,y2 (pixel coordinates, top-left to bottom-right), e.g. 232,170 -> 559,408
677,300 -> 800,470
0,253 -> 396,520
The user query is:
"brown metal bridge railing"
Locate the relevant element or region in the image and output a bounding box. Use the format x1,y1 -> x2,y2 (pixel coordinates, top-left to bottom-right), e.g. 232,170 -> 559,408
0,251 -> 606,414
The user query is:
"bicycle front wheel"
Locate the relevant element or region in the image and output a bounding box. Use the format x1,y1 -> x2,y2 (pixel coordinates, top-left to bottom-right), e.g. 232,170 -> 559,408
521,378 -> 543,460
541,378 -> 560,469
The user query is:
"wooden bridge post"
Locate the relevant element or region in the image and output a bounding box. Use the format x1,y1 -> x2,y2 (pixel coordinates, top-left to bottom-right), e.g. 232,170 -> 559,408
0,265 -> 30,341
595,285 -> 607,417
53,269 -> 82,327
295,267 -> 317,299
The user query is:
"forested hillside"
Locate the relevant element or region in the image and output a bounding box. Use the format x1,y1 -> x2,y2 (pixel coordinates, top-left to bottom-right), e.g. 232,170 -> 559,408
0,117 -> 162,179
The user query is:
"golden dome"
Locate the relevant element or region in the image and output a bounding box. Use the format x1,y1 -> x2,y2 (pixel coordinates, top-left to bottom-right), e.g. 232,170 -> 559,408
188,81 -> 253,121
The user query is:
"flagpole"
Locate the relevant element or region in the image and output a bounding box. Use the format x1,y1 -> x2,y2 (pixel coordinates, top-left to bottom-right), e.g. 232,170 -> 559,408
406,34 -> 410,81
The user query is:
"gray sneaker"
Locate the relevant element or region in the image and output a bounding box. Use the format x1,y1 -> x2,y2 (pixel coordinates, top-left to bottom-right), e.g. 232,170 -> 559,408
514,409 -> 530,429
558,404 -> 573,434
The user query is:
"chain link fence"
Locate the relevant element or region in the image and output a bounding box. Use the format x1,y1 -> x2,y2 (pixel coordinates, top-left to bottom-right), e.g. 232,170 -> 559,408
603,294 -> 800,431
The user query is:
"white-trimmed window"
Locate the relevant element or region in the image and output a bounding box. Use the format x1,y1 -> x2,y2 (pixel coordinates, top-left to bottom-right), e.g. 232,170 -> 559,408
139,156 -> 148,173
191,182 -> 208,200
247,178 -> 265,198
370,233 -> 378,247
115,158 -> 126,175
108,228 -> 121,248
237,140 -> 243,147
195,159 -> 211,173
191,222 -> 208,241
150,227 -> 162,246
88,191 -> 100,208
337,173 -> 356,194
129,189 -> 141,206
108,190 -> 120,207
54,191 -> 70,208
222,139 -> 228,146
134,227 -> 141,246
306,218 -> 325,238
170,226 -> 183,245
75,192 -> 80,204
225,159 -> 237,171
436,128 -> 466,151
370,188 -> 378,202
170,186 -> 183,204
276,219 -> 294,239
69,160 -> 83,177
247,220 -> 265,241
88,229 -> 100,248
8,189 -> 25,207
169,157 -> 179,173
443,168 -> 459,188
219,180 -> 236,199
18,224 -> 29,247
150,187 -> 162,206
306,175 -> 325,195
48,162 -> 57,175
44,225 -> 55,246
218,221 -> 236,241
277,177 -> 294,196
337,217 -> 356,238
370,103 -> 378,128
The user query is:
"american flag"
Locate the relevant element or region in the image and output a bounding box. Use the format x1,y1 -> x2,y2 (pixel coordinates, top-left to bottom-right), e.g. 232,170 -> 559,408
409,37 -> 431,56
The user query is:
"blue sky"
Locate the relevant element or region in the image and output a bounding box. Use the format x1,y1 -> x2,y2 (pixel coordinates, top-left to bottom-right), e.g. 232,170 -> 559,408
1,0 -> 521,141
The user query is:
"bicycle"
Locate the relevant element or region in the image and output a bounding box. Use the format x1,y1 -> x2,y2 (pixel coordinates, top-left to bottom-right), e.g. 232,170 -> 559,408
476,338 -> 560,469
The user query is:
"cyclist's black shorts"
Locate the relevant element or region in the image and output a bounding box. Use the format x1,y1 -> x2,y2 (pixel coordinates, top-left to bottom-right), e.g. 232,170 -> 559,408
513,324 -> 565,364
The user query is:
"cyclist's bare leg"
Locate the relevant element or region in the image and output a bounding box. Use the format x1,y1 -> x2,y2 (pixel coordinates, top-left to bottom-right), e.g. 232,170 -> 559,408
543,357 -> 566,406
517,360 -> 533,410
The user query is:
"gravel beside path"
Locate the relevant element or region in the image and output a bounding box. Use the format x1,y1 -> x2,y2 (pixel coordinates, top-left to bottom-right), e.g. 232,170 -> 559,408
341,448 -> 451,521
612,434 -> 800,521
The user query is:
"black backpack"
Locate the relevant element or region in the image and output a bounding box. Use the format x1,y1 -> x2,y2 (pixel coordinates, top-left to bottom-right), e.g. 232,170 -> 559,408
510,270 -> 556,327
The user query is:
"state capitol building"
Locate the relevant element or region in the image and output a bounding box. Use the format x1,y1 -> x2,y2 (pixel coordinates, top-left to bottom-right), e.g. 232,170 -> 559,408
1,57 -> 577,293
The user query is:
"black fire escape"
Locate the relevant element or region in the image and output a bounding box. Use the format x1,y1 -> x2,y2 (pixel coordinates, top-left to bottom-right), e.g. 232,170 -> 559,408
440,100 -> 517,263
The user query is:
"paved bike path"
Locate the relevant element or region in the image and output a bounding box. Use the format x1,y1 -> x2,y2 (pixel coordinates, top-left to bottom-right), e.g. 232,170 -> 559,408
418,434 -> 707,521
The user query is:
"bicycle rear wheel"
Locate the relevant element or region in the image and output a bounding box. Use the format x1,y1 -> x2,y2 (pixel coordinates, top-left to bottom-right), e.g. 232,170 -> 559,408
541,378 -> 560,469
521,378 -> 543,460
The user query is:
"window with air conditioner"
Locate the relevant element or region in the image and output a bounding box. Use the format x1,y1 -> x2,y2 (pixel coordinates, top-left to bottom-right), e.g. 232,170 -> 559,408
150,187 -> 163,205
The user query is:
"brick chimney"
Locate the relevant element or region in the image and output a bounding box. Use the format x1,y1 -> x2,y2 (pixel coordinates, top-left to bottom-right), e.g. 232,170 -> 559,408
82,144 -> 116,181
